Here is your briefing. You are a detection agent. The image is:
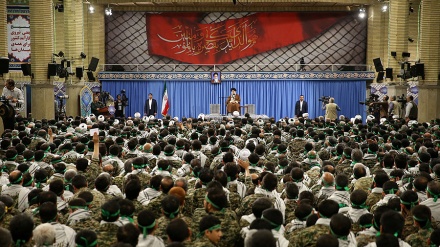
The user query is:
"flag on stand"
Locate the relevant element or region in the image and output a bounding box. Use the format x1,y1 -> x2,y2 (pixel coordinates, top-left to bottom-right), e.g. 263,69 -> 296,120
161,82 -> 169,116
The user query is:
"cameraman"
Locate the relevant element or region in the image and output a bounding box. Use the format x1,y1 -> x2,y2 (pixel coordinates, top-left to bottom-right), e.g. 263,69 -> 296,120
2,79 -> 24,111
322,97 -> 340,121
405,95 -> 418,121
369,95 -> 389,119
388,95 -> 402,118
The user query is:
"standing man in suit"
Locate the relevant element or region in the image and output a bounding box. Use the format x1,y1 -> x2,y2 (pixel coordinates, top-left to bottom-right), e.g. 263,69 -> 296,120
295,95 -> 308,117
144,93 -> 157,117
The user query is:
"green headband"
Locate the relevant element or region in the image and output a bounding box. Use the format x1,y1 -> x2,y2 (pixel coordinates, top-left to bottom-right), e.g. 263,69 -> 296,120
24,156 -> 34,161
158,165 -> 170,171
23,177 -> 33,187
400,199 -> 418,208
261,215 -> 281,231
164,208 -> 179,219
413,215 -> 431,229
299,212 -> 313,221
360,223 -> 372,228
101,209 -> 120,219
427,188 -> 439,202
336,185 -> 349,191
7,154 -> 18,161
205,194 -> 224,212
69,205 -> 88,210
351,202 -> 368,209
385,188 -> 397,194
77,237 -> 98,247
138,220 -> 156,239
10,174 -> 23,185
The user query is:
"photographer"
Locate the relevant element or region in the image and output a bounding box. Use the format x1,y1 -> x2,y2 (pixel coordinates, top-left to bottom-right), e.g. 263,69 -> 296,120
322,97 -> 340,121
369,95 -> 389,119
404,95 -> 418,121
1,79 -> 24,111
388,95 -> 402,118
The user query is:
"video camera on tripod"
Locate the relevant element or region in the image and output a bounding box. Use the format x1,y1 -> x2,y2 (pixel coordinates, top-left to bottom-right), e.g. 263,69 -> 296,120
359,94 -> 380,114
119,89 -> 129,107
318,96 -> 331,105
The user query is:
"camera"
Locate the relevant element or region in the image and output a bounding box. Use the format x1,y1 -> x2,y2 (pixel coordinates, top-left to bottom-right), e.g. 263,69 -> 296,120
318,96 -> 330,104
57,95 -> 69,100
397,94 -> 406,103
359,94 -> 379,105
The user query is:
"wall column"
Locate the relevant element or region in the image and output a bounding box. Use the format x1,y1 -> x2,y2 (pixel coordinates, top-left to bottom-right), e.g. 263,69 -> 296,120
29,0 -> 55,119
388,0 -> 410,81
417,0 -> 440,122
64,0 -> 85,117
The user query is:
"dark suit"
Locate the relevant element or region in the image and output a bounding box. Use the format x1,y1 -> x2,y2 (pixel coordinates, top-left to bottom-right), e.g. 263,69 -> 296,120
295,100 -> 308,117
144,98 -> 157,116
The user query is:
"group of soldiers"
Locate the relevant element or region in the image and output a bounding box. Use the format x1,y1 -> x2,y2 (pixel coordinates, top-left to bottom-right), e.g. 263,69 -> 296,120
0,113 -> 440,247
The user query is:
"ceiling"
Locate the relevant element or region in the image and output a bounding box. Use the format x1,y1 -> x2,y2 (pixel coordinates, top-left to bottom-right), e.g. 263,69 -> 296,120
92,0 -> 377,11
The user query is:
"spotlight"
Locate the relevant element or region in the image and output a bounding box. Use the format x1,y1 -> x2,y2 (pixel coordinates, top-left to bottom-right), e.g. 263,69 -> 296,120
358,6 -> 366,19
409,4 -> 414,13
408,37 -> 414,43
80,52 -> 87,59
381,4 -> 388,12
55,3 -> 64,12
58,51 -> 64,57
89,5 -> 94,14
105,6 -> 112,16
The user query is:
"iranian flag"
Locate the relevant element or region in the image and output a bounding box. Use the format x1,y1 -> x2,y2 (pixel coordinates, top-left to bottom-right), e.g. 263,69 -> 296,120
161,82 -> 169,116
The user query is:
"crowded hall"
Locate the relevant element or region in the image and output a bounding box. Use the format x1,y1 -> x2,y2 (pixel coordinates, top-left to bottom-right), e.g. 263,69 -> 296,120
1,0 -> 440,246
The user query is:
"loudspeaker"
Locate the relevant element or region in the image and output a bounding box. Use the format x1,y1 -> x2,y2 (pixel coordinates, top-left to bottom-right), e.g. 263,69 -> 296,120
88,57 -> 99,71
0,58 -> 9,74
210,104 -> 220,115
377,71 -> 384,83
386,68 -> 393,79
76,67 -> 83,79
87,71 -> 95,81
21,64 -> 31,76
47,63 -> 58,78
416,63 -> 425,79
402,52 -> 411,58
410,65 -> 417,78
391,51 -> 397,57
372,58 -> 384,72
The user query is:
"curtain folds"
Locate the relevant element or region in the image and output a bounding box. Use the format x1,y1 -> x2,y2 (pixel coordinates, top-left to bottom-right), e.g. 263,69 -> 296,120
101,80 -> 366,121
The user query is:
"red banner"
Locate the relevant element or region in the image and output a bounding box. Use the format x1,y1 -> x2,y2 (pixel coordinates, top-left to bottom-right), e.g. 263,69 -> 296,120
146,12 -> 349,64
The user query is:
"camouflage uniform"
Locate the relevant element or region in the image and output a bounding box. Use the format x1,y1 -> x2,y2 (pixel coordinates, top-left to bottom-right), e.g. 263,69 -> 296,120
335,160 -> 354,178
155,215 -> 193,242
405,228 -> 433,247
97,222 -> 121,246
189,187 -> 208,213
402,214 -> 419,239
355,227 -> 378,247
288,222 -> 330,247
78,157 -> 101,189
192,236 -> 217,247
145,193 -> 166,218
351,177 -> 373,194
288,138 -> 307,160
238,193 -> 275,217
192,208 -> 240,247
366,188 -> 383,212
65,209 -> 100,233
284,198 -> 298,224
72,187 -> 106,221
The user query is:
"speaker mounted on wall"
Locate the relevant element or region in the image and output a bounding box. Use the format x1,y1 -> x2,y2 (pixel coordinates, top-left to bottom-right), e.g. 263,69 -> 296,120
372,58 -> 384,72
0,58 -> 10,75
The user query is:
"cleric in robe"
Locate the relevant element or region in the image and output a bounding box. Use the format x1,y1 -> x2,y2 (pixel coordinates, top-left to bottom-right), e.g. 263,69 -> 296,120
226,88 -> 240,114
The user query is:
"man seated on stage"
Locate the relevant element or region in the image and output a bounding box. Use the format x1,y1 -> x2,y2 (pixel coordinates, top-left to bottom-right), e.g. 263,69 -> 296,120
91,94 -> 105,116
226,88 -> 240,115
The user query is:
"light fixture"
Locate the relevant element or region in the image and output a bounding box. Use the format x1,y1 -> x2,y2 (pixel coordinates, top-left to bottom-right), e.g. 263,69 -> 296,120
381,4 -> 388,12
89,5 -> 94,14
409,3 -> 414,13
105,5 -> 112,16
408,37 -> 414,43
80,52 -> 87,59
358,6 -> 366,19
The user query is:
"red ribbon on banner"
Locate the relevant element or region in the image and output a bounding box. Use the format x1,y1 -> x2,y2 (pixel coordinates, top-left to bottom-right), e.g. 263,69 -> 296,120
146,12 -> 349,64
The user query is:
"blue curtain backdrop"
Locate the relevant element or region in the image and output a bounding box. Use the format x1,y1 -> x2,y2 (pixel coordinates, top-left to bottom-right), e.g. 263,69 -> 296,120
101,80 -> 366,121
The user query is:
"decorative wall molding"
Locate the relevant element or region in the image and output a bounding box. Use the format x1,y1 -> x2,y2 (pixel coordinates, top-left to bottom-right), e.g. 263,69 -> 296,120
98,71 -> 375,81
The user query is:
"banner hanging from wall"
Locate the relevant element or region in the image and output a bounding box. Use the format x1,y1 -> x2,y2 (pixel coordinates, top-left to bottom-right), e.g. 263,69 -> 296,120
7,6 -> 30,69
146,12 -> 349,64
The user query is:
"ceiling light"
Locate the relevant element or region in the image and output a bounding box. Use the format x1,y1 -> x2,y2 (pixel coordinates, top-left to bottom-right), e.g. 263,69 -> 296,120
105,6 -> 112,16
381,4 -> 388,12
89,5 -> 94,14
358,6 -> 366,19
